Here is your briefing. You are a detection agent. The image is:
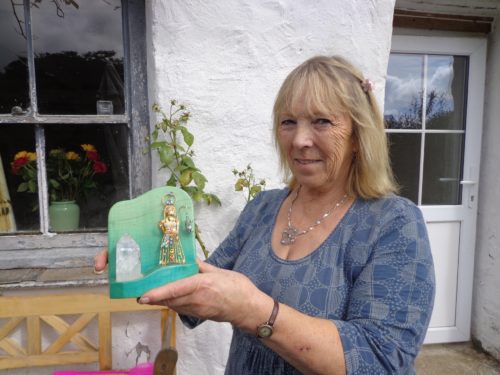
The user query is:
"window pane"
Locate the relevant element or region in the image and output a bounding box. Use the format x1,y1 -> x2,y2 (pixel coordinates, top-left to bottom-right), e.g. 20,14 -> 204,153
384,54 -> 424,129
0,2 -> 29,114
426,56 -> 468,130
32,0 -> 124,115
388,133 -> 421,204
422,133 -> 464,205
0,124 -> 39,234
44,124 -> 129,231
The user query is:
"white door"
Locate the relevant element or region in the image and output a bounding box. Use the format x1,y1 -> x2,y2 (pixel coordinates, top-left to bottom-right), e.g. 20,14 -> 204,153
385,36 -> 486,343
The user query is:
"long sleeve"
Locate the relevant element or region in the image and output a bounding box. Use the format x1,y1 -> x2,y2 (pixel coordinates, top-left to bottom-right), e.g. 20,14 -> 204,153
334,198 -> 435,374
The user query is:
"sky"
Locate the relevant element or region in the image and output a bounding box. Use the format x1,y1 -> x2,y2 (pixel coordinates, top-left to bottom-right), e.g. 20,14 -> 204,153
384,54 -> 465,120
0,0 -> 123,72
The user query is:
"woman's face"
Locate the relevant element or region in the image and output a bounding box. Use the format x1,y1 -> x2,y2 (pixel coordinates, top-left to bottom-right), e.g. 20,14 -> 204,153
277,104 -> 356,192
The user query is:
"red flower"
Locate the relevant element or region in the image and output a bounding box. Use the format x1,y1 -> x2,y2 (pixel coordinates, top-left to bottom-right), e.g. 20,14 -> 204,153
86,150 -> 100,161
92,161 -> 107,174
11,156 -> 29,175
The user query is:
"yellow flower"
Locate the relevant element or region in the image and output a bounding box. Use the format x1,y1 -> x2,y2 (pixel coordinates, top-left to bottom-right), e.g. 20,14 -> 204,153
14,151 -> 28,160
27,152 -> 37,161
66,151 -> 80,161
81,144 -> 96,152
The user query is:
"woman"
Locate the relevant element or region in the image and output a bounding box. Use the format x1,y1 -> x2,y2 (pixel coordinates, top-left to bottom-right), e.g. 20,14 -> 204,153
96,55 -> 435,374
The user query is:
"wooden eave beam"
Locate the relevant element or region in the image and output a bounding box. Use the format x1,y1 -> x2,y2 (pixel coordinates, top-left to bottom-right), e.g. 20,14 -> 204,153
394,9 -> 493,34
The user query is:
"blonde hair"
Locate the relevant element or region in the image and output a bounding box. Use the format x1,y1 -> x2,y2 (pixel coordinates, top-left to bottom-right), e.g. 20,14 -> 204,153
273,55 -> 398,199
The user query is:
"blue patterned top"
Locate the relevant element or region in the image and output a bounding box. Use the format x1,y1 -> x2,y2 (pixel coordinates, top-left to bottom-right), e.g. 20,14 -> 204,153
182,188 -> 435,374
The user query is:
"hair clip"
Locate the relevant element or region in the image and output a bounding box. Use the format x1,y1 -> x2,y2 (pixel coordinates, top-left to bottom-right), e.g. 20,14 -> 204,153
361,79 -> 374,93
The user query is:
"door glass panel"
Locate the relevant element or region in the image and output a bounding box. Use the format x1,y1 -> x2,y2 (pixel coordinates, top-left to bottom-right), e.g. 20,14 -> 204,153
0,125 -> 39,233
385,52 -> 468,206
388,133 -> 421,204
422,133 -> 464,205
44,123 -> 129,231
426,56 -> 468,130
384,54 -> 424,129
32,0 -> 124,115
0,2 -> 29,114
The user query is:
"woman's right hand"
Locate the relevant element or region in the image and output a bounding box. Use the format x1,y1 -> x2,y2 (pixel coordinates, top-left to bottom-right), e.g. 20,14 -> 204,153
93,249 -> 108,274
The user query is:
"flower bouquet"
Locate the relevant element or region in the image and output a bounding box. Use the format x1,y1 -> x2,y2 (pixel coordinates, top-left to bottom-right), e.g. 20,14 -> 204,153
11,144 -> 107,231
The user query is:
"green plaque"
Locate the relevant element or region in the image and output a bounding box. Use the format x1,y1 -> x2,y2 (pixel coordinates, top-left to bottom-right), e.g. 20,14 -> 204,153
108,186 -> 198,298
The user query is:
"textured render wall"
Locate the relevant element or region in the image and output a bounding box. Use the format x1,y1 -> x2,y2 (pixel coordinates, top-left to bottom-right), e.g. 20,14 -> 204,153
144,1 -> 396,374
472,13 -> 500,362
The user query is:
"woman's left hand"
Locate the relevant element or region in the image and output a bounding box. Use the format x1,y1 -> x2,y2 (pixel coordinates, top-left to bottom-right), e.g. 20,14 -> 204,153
138,259 -> 269,330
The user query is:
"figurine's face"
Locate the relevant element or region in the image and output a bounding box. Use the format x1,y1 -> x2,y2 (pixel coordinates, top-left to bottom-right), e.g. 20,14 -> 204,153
165,206 -> 177,219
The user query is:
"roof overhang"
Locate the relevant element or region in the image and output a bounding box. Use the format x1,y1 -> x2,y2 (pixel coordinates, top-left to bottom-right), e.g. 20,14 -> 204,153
394,0 -> 500,33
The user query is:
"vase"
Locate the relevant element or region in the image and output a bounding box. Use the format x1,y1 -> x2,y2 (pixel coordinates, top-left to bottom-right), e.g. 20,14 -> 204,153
49,200 -> 80,232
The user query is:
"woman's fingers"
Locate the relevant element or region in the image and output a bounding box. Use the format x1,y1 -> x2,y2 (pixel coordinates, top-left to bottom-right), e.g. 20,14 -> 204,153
139,274 -> 203,304
93,249 -> 108,274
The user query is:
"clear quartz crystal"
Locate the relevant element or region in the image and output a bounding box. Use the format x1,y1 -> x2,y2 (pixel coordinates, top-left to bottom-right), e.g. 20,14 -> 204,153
116,233 -> 143,282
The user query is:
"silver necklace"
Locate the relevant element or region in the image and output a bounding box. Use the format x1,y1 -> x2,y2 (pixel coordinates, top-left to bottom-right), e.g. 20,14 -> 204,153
280,186 -> 348,245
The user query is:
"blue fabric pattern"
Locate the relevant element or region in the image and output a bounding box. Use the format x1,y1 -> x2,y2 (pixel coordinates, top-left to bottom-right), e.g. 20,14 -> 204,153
182,188 -> 435,374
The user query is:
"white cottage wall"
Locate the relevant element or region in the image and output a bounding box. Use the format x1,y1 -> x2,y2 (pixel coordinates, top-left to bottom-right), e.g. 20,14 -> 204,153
143,1 -> 396,374
472,10 -> 500,362
0,2 -> 396,375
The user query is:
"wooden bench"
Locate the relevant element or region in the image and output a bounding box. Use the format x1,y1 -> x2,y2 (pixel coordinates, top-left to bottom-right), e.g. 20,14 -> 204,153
0,293 -> 173,371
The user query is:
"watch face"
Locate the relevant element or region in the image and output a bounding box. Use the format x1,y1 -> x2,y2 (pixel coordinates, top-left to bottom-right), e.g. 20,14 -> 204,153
257,324 -> 273,338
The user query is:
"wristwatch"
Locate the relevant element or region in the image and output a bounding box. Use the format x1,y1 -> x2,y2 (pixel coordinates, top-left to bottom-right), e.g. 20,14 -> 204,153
256,299 -> 279,338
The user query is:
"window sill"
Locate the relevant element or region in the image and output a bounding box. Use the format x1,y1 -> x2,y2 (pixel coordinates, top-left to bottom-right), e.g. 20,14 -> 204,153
0,267 -> 108,291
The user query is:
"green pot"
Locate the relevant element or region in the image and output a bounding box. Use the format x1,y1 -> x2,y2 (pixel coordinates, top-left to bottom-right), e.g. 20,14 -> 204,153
49,200 -> 80,232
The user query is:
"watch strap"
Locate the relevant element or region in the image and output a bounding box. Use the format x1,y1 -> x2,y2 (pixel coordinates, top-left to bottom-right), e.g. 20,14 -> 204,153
268,299 -> 279,326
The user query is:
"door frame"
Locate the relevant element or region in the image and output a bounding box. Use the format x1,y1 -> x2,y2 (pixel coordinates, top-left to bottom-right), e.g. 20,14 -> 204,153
390,35 -> 487,343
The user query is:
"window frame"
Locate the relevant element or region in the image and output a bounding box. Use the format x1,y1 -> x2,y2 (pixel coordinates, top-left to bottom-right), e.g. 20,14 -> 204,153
0,0 -> 150,270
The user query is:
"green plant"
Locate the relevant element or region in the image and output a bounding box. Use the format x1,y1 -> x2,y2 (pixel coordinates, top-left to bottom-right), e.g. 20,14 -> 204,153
233,164 -> 266,202
150,100 -> 221,258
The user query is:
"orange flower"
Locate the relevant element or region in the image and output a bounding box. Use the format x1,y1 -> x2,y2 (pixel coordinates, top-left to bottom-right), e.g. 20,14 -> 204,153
81,144 -> 96,152
14,151 -> 29,160
65,151 -> 80,161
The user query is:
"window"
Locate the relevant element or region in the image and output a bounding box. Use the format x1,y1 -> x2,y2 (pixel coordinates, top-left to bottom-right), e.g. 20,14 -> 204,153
0,0 -> 150,269
384,52 -> 468,205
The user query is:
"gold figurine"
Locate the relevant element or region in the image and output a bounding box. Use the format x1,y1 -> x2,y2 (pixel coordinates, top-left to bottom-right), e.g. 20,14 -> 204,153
159,193 -> 186,265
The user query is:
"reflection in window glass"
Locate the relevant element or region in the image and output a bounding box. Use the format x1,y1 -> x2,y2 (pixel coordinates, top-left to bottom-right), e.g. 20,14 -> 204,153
45,124 -> 129,231
32,0 -> 124,115
0,125 -> 39,233
388,133 -> 421,204
422,133 -> 464,205
384,54 -> 424,129
426,56 -> 467,130
0,2 -> 29,114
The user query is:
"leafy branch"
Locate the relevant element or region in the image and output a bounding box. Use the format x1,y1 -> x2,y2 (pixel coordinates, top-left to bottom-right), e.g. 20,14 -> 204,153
150,100 -> 221,258
232,164 -> 266,202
